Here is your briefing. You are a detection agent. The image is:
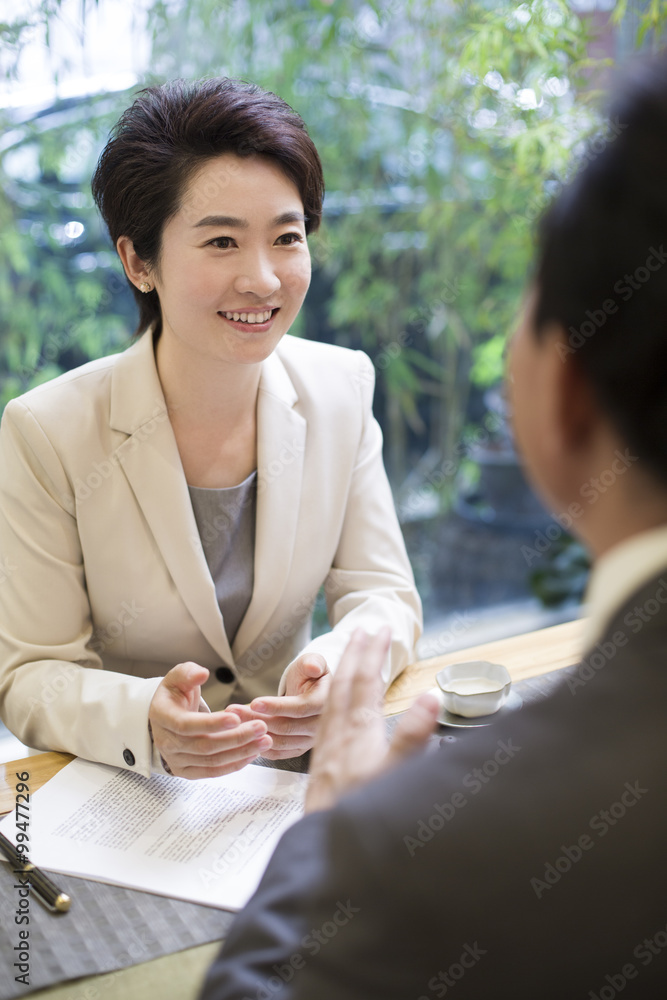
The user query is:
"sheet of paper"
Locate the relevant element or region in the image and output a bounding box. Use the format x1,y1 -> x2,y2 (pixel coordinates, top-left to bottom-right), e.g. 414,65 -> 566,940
0,758 -> 308,911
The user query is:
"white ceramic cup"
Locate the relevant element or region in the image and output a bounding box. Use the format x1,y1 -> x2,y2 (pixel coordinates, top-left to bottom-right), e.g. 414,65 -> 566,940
436,660 -> 512,718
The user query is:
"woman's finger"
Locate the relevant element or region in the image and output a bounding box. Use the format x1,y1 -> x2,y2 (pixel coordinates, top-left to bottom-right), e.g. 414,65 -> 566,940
169,734 -> 273,770
260,742 -> 311,760
156,718 -> 268,759
262,716 -> 318,737
176,753 -> 264,780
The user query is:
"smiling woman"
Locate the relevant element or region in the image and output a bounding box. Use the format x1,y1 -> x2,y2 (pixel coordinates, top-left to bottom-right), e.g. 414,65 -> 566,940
0,78 -> 422,780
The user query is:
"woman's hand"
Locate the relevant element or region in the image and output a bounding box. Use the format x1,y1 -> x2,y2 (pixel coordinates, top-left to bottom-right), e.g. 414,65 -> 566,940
304,628 -> 440,813
149,662 -> 273,778
227,653 -> 332,760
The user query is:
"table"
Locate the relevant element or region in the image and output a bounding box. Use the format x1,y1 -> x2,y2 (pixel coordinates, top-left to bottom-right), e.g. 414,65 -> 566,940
0,617 -> 585,999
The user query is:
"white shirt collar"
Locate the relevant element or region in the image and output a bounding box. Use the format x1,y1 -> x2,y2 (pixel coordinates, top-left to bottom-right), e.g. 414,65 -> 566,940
583,524 -> 667,647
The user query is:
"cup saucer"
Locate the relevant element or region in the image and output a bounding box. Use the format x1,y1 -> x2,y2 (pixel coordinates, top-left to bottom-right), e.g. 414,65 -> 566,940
429,686 -> 523,728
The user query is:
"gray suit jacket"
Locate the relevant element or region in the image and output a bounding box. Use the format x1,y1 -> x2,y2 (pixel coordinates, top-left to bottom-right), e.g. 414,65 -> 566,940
201,571 -> 667,998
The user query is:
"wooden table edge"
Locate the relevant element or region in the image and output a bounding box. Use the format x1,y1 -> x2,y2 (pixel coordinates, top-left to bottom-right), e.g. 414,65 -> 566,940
0,752 -> 74,817
0,617 -> 585,811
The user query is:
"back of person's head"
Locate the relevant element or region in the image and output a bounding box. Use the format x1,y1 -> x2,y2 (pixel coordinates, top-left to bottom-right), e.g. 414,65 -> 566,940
534,53 -> 667,486
92,77 -> 324,335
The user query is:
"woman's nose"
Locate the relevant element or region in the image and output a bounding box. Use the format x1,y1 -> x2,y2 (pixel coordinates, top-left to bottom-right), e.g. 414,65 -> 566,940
234,252 -> 281,298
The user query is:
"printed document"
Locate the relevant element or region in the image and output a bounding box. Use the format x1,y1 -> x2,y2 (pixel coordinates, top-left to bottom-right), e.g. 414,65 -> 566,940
0,757 -> 307,910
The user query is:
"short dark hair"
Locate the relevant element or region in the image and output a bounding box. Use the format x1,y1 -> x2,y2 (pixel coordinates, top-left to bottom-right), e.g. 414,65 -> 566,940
92,78 -> 324,336
534,54 -> 667,484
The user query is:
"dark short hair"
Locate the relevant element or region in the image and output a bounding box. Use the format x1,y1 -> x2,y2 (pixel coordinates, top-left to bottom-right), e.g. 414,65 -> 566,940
534,54 -> 667,484
92,78 -> 324,336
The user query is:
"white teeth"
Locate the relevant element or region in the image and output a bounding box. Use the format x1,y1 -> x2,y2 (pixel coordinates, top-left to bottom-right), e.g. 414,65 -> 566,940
223,310 -> 273,324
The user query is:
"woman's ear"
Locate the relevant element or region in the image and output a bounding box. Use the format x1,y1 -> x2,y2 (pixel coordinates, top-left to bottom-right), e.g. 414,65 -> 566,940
116,236 -> 153,291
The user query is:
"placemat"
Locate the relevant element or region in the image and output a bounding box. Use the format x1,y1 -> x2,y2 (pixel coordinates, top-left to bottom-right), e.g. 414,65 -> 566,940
0,867 -> 235,1000
0,754 -> 310,1000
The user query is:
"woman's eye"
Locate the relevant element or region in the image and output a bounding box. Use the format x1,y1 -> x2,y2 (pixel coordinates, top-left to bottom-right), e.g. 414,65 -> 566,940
209,236 -> 234,249
276,232 -> 303,246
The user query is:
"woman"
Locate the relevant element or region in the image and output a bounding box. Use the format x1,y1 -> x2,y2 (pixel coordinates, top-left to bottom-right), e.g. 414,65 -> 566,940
0,78 -> 421,779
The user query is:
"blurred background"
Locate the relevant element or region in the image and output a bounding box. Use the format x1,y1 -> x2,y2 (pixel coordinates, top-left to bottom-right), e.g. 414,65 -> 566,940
1,0 -> 665,661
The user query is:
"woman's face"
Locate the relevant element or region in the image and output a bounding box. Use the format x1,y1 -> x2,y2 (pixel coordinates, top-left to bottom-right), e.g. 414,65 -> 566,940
149,153 -> 312,366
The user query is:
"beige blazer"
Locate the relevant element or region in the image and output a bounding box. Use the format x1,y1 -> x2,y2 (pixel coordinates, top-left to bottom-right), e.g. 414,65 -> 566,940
0,332 -> 421,776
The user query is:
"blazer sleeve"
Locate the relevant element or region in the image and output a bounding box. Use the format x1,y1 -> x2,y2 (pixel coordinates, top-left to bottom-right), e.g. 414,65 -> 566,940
279,350 -> 422,691
0,401 -> 162,776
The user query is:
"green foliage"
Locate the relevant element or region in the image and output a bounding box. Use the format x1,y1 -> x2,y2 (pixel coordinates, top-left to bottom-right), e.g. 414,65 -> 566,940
613,0 -> 667,46
141,0 -> 611,481
0,1 -> 65,82
0,0 -> 660,485
0,96 -> 134,408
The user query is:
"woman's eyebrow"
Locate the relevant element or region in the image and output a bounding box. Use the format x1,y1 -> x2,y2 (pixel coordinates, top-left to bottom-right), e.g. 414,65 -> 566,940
195,214 -> 248,228
273,211 -> 307,226
194,211 -> 307,229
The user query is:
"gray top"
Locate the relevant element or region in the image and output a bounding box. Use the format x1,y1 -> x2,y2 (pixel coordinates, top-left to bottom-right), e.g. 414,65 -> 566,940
188,470 -> 257,645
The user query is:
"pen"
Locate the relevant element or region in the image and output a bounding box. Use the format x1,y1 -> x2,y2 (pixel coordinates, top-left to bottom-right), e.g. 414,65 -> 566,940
0,830 -> 71,912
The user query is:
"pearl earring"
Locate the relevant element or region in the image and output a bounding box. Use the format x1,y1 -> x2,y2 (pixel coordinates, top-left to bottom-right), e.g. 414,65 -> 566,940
139,282 -> 153,293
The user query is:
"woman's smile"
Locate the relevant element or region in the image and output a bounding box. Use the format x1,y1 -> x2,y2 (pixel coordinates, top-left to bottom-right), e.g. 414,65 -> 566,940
218,307 -> 280,333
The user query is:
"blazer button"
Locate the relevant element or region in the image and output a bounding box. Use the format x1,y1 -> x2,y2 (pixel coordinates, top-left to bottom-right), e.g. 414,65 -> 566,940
216,666 -> 235,684
123,749 -> 136,767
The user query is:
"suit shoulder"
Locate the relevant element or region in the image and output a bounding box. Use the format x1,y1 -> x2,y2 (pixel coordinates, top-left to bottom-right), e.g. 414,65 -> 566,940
278,335 -> 369,371
3,351 -> 124,426
276,336 -> 373,399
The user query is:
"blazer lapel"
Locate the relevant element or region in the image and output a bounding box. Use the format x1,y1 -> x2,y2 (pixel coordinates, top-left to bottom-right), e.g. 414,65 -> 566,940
109,334 -> 234,666
232,350 -> 306,659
